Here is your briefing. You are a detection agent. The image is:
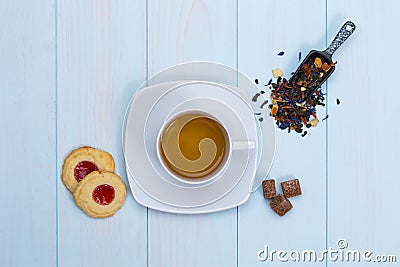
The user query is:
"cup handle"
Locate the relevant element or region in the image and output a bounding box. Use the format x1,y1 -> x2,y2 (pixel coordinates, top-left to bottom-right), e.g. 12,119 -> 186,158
232,140 -> 256,150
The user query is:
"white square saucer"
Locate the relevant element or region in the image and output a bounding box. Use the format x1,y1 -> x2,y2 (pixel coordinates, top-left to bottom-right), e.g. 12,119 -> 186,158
122,62 -> 275,214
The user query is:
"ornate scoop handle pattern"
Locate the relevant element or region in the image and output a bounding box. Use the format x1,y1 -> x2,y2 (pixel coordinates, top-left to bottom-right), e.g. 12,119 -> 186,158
326,21 -> 356,55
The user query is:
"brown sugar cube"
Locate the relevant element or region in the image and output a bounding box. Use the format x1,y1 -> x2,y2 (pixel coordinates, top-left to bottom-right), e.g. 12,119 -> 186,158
270,194 -> 293,216
262,179 -> 276,199
281,179 -> 302,198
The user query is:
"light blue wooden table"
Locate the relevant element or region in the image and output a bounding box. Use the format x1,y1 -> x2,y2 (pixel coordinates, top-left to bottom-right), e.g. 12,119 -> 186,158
1,0 -> 399,266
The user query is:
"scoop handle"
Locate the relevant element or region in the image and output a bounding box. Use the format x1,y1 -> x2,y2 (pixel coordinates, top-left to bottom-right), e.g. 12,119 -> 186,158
326,21 -> 356,55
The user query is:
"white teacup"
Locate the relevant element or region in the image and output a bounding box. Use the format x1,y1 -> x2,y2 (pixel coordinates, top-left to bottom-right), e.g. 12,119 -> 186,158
156,110 -> 255,185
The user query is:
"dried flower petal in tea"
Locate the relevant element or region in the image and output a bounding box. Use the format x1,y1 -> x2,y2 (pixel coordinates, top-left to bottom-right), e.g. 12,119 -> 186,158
267,55 -> 336,135
265,79 -> 273,86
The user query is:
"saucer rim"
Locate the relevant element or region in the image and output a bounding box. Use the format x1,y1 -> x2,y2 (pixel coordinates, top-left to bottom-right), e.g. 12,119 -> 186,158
121,61 -> 276,213
124,80 -> 258,208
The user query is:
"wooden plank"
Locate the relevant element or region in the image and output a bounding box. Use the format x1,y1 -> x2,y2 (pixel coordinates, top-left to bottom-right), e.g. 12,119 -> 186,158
0,1 -> 56,266
238,0 -> 327,265
327,1 -> 400,265
147,1 -> 237,266
57,1 -> 147,266
148,0 -> 237,72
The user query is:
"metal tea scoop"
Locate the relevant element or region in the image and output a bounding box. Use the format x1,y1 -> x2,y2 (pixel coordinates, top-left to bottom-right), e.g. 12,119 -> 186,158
289,21 -> 356,95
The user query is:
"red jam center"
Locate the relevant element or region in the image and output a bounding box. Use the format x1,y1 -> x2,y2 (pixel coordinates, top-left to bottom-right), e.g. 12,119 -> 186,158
92,184 -> 115,205
74,161 -> 99,182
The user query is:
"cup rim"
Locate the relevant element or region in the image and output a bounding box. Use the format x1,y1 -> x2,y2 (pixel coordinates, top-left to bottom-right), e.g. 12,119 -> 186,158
156,110 -> 232,185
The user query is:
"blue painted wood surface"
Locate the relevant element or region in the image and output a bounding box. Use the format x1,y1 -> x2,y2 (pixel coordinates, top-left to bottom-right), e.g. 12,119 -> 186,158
1,0 -> 399,266
0,1 -> 56,266
238,1 -> 327,266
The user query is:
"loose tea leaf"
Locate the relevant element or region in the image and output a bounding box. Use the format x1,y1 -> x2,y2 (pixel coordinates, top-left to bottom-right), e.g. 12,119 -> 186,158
260,100 -> 268,109
252,93 -> 261,102
268,56 -> 335,134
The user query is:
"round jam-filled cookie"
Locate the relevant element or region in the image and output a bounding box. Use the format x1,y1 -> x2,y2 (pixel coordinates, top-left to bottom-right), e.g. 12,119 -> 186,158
73,171 -> 126,218
62,146 -> 115,193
